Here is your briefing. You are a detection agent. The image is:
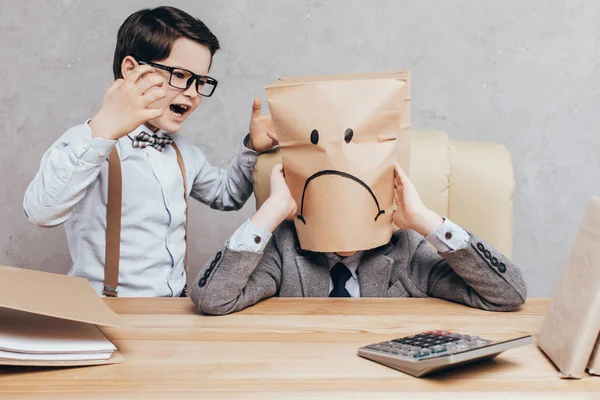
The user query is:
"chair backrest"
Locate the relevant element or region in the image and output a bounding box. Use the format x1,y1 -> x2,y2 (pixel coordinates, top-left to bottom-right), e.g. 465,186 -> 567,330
253,130 -> 514,257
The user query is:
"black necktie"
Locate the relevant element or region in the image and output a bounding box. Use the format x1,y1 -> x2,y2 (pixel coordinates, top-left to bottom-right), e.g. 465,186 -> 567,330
329,262 -> 352,297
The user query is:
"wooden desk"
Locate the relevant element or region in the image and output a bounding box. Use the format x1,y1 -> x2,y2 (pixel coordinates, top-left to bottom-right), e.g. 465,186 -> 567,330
0,298 -> 598,399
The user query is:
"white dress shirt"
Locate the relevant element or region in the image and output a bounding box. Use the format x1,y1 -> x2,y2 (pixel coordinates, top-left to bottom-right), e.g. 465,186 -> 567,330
227,218 -> 470,297
23,122 -> 258,297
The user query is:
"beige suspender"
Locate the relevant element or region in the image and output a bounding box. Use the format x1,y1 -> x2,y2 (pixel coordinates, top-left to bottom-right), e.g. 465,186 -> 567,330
103,143 -> 189,297
103,148 -> 122,296
173,142 -> 189,277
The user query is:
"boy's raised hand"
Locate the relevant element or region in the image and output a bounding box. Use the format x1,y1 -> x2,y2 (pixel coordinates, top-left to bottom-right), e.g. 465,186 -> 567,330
392,163 -> 444,237
249,98 -> 278,152
251,163 -> 297,232
90,64 -> 167,140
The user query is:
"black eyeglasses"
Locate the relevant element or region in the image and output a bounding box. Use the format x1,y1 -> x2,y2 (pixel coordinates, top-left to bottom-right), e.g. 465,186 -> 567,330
138,61 -> 218,97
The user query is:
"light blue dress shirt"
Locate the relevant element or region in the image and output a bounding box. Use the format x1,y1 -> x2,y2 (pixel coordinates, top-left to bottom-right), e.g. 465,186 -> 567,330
24,122 -> 258,297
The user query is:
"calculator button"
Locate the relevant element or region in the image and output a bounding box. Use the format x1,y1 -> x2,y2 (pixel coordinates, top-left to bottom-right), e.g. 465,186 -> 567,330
444,345 -> 459,353
414,351 -> 431,358
431,347 -> 448,354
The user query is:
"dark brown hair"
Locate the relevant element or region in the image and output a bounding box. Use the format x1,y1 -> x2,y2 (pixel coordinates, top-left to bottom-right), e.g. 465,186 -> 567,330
112,6 -> 220,79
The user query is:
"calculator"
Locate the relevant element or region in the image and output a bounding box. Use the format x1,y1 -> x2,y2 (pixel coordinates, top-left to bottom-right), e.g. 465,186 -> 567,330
358,330 -> 532,377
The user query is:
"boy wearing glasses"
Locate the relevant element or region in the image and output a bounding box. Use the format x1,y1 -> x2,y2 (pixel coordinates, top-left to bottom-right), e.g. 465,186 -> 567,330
23,6 -> 277,297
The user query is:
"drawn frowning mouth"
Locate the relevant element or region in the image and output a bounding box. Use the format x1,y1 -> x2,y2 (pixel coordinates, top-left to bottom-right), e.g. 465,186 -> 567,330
296,170 -> 385,224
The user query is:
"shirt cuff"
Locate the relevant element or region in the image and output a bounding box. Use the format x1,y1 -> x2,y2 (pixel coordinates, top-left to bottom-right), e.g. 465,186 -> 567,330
425,218 -> 470,253
239,134 -> 259,167
69,120 -> 117,164
227,218 -> 272,252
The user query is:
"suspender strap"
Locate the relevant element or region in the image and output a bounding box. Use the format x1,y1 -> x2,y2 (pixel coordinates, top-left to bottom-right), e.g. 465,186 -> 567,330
104,143 -> 189,297
103,147 -> 122,297
172,142 -> 189,280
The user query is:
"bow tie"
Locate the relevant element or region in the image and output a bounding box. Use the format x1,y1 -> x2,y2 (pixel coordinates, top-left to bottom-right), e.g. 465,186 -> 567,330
132,131 -> 174,152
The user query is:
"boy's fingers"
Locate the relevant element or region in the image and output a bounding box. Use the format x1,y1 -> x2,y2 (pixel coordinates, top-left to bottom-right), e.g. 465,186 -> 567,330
271,163 -> 286,183
271,162 -> 283,174
395,174 -> 402,189
141,88 -> 167,106
395,163 -> 409,185
125,64 -> 155,85
251,98 -> 262,117
142,107 -> 164,120
136,75 -> 164,95
105,79 -> 124,97
394,163 -> 407,177
266,131 -> 279,144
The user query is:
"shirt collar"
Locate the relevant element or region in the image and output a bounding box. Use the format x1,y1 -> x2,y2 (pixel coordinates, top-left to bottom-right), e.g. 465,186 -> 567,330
324,251 -> 364,280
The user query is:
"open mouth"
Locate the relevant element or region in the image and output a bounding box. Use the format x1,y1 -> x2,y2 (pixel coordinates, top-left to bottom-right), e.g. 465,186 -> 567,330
296,170 -> 385,224
169,103 -> 190,117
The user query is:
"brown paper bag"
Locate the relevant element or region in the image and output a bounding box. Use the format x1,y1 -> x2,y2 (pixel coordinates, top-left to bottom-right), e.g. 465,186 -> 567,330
265,71 -> 411,252
538,196 -> 600,378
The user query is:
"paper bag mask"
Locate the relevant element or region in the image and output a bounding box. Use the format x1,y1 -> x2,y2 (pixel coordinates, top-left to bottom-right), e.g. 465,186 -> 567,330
265,71 -> 411,252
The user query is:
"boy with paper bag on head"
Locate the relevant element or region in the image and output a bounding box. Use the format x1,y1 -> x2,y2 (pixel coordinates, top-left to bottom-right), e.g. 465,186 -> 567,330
192,71 -> 527,315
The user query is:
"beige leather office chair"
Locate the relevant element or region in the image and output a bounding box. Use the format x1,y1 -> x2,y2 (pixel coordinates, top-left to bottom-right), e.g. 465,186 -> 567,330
253,130 -> 514,257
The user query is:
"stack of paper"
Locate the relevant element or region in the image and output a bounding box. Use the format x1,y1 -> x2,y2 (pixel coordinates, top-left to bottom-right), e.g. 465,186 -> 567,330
0,265 -> 125,367
0,308 -> 116,362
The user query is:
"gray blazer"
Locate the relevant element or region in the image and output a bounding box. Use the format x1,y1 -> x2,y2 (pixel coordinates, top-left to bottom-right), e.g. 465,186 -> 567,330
191,222 -> 527,315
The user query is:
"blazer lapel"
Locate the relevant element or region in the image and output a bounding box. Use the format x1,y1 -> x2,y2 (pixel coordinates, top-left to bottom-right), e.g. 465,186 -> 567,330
295,255 -> 330,297
358,251 -> 394,297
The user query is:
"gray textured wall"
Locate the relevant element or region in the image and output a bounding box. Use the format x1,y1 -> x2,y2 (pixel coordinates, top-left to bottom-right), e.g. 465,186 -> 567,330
1,0 -> 598,297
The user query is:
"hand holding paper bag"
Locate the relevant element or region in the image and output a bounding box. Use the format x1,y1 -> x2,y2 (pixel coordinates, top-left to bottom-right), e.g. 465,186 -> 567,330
251,163 -> 298,232
393,164 -> 443,237
249,98 -> 278,152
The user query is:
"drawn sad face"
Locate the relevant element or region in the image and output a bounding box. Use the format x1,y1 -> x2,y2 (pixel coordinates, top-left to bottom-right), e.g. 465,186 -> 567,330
293,127 -> 389,226
266,73 -> 409,252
